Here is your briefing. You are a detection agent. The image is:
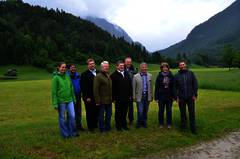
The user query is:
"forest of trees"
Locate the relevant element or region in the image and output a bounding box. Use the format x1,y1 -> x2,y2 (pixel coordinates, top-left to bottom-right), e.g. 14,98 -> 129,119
1,0 -> 239,71
0,0 -> 153,71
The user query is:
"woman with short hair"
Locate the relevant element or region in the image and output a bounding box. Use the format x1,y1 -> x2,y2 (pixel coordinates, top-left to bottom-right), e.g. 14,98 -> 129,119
154,62 -> 174,129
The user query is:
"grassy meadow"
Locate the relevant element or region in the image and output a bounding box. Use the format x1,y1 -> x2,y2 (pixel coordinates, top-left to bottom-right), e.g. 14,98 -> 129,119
0,65 -> 240,159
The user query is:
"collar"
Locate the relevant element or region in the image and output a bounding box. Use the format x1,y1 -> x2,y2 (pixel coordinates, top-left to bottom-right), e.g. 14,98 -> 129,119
140,72 -> 147,76
117,70 -> 124,74
89,69 -> 96,72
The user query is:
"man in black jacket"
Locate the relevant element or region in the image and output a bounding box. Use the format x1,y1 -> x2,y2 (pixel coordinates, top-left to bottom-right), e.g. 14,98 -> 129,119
81,59 -> 99,131
111,60 -> 132,131
124,57 -> 137,126
174,61 -> 198,134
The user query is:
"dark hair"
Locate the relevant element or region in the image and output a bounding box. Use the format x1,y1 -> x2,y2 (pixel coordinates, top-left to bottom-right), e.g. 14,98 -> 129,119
68,63 -> 76,69
57,62 -> 66,71
116,60 -> 124,66
86,58 -> 95,64
178,60 -> 187,65
160,62 -> 170,70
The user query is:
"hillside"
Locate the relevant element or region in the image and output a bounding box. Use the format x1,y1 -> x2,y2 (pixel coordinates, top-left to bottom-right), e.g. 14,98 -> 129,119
160,0 -> 240,60
0,0 -> 148,68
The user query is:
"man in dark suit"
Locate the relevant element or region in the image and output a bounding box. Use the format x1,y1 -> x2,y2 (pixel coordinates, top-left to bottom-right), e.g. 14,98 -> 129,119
124,57 -> 137,126
111,60 -> 132,131
81,59 -> 99,131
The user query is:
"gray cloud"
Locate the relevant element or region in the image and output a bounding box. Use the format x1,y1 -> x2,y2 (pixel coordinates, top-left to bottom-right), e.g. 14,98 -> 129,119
23,0 -> 236,52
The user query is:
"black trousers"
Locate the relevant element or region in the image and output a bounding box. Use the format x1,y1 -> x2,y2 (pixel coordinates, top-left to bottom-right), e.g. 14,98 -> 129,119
127,101 -> 134,123
84,100 -> 99,130
158,100 -> 172,126
178,98 -> 196,132
74,94 -> 83,128
115,101 -> 129,129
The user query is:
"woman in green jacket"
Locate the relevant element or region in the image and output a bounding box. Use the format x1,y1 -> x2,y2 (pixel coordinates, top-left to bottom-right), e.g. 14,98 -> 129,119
52,62 -> 77,138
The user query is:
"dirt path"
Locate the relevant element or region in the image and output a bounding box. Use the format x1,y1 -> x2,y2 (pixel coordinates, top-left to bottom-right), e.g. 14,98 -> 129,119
142,131 -> 240,159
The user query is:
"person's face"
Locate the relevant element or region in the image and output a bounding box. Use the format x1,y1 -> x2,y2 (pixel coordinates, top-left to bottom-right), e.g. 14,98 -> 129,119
140,64 -> 148,73
162,66 -> 169,73
179,62 -> 186,71
117,63 -> 125,72
70,65 -> 76,73
58,64 -> 66,74
101,63 -> 109,73
88,61 -> 95,70
125,58 -> 132,68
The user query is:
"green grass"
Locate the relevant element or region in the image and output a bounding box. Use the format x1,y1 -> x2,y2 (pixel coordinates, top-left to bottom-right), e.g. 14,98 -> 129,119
149,68 -> 240,92
0,65 -> 240,158
0,79 -> 239,159
1,65 -> 240,91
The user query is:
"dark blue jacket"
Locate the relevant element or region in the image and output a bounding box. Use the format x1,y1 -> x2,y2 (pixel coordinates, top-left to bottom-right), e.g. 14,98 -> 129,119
68,72 -> 81,96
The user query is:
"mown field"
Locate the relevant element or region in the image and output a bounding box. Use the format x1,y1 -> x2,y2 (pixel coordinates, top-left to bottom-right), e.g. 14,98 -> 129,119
0,65 -> 240,159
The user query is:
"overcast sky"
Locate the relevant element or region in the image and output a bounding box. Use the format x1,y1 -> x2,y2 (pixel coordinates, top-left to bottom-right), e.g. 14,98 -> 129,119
24,0 -> 236,52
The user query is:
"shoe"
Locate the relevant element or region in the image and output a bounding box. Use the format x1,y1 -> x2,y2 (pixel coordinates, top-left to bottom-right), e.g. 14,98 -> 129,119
191,130 -> 197,135
117,128 -> 123,132
72,133 -> 79,137
167,125 -> 171,129
136,125 -> 141,129
77,127 -> 85,131
159,125 -> 164,129
89,128 -> 94,132
123,127 -> 130,131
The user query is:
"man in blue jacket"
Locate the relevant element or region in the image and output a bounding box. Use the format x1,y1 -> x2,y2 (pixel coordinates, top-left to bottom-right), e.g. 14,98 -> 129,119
69,64 -> 84,131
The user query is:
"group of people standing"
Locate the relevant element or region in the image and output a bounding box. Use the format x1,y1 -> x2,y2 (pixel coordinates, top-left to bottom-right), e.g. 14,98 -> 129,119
51,57 -> 198,138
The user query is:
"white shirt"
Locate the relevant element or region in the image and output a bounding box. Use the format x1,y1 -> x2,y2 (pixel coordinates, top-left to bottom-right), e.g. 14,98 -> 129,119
89,69 -> 97,76
117,70 -> 124,77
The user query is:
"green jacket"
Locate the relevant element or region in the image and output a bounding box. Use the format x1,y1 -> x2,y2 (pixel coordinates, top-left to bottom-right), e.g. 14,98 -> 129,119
94,72 -> 112,105
51,72 -> 76,108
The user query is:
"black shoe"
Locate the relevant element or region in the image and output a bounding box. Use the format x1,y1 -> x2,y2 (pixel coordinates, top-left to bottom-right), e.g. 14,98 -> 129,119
136,125 -> 141,129
89,128 -> 95,132
117,128 -> 123,132
191,129 -> 197,135
78,127 -> 85,131
72,133 -> 79,137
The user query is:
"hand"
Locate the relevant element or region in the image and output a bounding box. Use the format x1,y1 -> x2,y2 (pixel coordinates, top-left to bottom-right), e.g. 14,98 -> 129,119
96,103 -> 100,106
192,96 -> 197,101
176,98 -> 180,104
86,98 -> 91,103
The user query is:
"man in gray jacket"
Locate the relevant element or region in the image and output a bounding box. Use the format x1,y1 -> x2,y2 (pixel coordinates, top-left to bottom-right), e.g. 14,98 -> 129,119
133,62 -> 153,128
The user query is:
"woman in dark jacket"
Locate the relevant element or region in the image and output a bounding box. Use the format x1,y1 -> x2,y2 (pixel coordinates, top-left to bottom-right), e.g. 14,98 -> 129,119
154,62 -> 174,129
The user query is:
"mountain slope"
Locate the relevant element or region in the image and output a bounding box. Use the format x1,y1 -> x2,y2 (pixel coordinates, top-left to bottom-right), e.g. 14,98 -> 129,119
160,0 -> 240,58
0,0 -> 148,67
85,16 -> 133,43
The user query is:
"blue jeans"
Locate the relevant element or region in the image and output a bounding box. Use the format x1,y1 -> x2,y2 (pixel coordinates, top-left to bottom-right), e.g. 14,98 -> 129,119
136,95 -> 149,127
98,104 -> 112,132
58,101 -> 77,137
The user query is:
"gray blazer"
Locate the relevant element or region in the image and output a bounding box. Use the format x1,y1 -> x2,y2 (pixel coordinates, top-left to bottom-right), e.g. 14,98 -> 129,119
132,73 -> 153,102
